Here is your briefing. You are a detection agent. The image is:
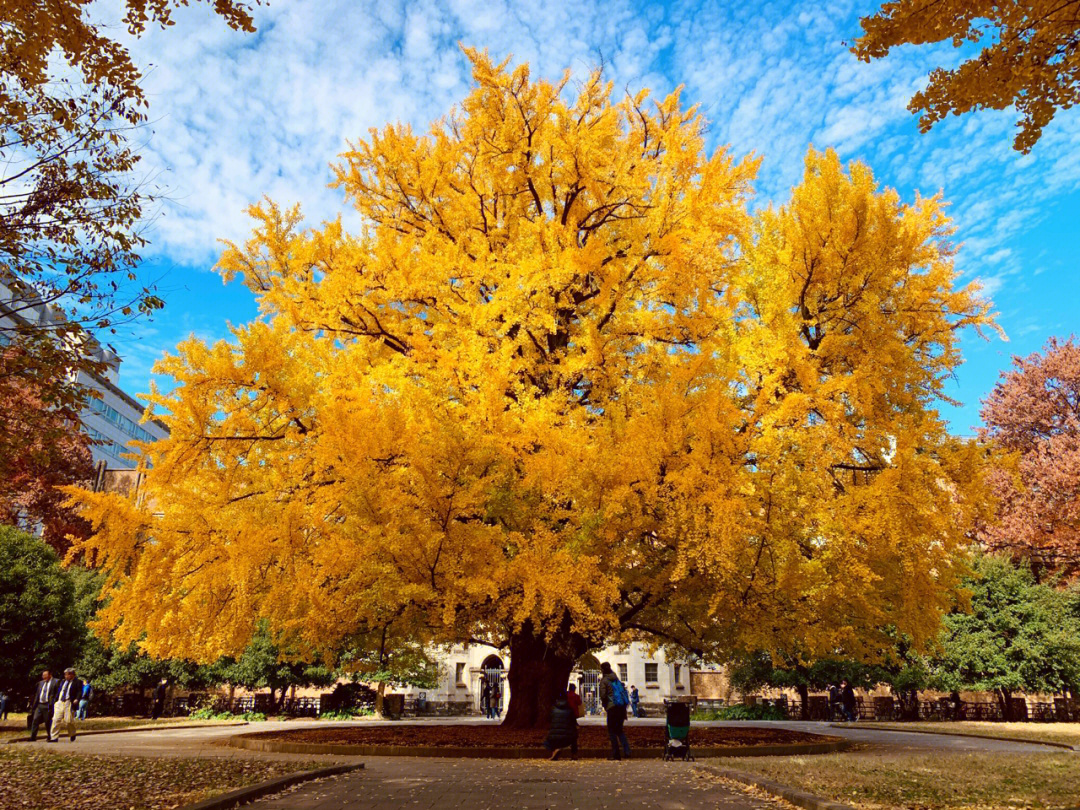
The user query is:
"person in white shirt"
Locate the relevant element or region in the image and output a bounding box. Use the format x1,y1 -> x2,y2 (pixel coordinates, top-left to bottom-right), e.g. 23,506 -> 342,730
28,671 -> 58,742
50,668 -> 83,742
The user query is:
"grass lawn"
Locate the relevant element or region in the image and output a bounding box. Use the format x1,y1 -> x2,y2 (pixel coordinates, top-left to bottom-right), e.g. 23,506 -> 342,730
707,750 -> 1080,810
0,714 -> 241,743
850,721 -> 1080,749
0,746 -> 320,810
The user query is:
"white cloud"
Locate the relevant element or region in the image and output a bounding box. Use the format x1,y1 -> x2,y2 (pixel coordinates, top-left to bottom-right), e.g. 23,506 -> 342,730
95,0 -> 1080,398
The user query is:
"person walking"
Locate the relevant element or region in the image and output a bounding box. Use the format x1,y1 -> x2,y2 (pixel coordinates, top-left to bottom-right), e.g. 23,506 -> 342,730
840,680 -> 858,722
827,683 -> 841,721
51,668 -> 83,742
491,679 -> 503,719
542,692 -> 579,760
629,685 -> 641,718
597,662 -> 631,760
151,678 -> 168,720
0,689 -> 9,720
77,681 -> 94,721
29,670 -> 59,742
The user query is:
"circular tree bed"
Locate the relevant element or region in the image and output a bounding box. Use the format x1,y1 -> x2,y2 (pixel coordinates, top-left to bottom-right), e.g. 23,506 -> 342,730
231,724 -> 845,759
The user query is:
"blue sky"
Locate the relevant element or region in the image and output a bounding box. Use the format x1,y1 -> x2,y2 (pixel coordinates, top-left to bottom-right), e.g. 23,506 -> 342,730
105,0 -> 1080,435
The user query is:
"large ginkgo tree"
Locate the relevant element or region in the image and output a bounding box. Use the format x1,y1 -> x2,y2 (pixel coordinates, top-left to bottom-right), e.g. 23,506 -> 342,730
73,51 -> 995,727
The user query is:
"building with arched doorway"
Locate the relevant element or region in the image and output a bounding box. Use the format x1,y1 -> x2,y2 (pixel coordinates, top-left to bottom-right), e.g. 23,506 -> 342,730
398,642 -> 694,716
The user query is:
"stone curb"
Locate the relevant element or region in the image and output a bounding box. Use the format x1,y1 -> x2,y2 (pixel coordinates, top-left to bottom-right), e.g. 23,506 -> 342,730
830,723 -> 1079,751
228,731 -> 849,759
177,763 -> 365,810
697,764 -> 856,810
6,721 -> 249,744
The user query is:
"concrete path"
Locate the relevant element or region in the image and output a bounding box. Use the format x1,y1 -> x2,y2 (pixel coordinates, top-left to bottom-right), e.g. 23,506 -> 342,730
247,757 -> 784,810
20,717 -> 1061,759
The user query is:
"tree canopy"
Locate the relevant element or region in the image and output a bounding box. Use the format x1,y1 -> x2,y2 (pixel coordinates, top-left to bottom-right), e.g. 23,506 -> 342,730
0,348 -> 94,551
1,0 -> 260,394
853,1 -> 1080,152
0,525 -> 82,695
979,337 -> 1080,578
72,51 -> 996,727
935,554 -> 1080,718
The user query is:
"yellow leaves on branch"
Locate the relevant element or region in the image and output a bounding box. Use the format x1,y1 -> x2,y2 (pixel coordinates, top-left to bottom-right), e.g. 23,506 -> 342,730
70,50 -> 997,667
854,0 -> 1080,152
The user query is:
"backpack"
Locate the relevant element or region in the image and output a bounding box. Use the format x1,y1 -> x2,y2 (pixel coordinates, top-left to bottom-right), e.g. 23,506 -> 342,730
610,679 -> 629,708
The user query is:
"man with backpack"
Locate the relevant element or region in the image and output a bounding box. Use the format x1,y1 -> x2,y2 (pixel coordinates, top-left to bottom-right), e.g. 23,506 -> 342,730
597,662 -> 631,760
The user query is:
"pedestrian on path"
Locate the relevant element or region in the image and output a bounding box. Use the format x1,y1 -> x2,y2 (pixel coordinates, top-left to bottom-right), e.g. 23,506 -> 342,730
29,670 -> 58,742
629,685 -> 641,718
597,662 -> 630,760
51,667 -> 83,742
840,680 -> 858,722
827,683 -> 841,721
542,693 -> 578,760
0,689 -> 9,720
77,681 -> 94,721
151,678 -> 168,720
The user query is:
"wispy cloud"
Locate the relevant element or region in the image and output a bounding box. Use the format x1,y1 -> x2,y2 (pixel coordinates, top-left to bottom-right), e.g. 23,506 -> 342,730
98,0 -> 1080,424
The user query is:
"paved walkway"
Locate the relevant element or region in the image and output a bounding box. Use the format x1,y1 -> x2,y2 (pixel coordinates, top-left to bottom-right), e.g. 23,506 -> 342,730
249,757 -> 784,810
20,717 -> 1060,759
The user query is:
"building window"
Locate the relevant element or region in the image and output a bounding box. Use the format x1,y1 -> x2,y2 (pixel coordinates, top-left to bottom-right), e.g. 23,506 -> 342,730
673,663 -> 681,684
645,663 -> 658,684
455,662 -> 465,684
618,663 -> 628,682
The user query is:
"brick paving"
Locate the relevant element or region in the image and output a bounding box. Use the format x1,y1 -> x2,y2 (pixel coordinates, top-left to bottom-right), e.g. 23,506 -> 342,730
248,757 -> 787,810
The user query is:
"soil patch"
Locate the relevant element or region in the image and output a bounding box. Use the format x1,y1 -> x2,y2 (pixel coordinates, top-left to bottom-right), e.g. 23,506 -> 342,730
253,724 -> 828,749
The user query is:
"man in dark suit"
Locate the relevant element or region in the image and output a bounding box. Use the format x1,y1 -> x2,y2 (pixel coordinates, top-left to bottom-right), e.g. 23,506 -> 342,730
28,670 -> 59,742
51,668 -> 84,742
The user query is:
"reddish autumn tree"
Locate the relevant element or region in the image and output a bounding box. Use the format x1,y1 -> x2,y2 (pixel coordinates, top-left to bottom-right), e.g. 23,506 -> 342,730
0,346 -> 95,553
980,337 -> 1080,578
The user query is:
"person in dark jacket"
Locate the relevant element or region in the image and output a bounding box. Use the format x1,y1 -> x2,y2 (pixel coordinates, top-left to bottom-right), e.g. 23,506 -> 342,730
597,662 -> 630,760
29,670 -> 59,741
827,683 -> 841,721
51,667 -> 84,742
151,679 -> 168,720
542,694 -> 578,760
839,680 -> 858,722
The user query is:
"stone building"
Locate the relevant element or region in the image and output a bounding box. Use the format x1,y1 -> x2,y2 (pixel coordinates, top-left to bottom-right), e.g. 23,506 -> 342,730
396,641 -> 695,716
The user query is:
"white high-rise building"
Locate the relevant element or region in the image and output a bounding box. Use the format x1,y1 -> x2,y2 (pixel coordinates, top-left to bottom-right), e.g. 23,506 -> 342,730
1,278 -> 167,468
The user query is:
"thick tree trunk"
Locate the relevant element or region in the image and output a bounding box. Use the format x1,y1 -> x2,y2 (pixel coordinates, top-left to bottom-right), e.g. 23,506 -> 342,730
374,681 -> 386,719
796,684 -> 810,720
501,618 -> 588,729
998,688 -> 1013,721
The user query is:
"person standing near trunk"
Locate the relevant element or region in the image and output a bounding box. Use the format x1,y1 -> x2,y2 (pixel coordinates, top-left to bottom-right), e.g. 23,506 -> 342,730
597,662 -> 631,760
542,692 -> 579,760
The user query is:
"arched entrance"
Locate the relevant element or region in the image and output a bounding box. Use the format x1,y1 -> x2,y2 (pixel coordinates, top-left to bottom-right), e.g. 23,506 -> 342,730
477,655 -> 506,718
573,653 -> 603,715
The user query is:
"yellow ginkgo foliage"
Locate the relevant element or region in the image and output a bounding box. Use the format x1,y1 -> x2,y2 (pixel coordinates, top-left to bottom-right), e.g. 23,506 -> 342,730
71,51 -> 996,728
853,0 -> 1080,152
